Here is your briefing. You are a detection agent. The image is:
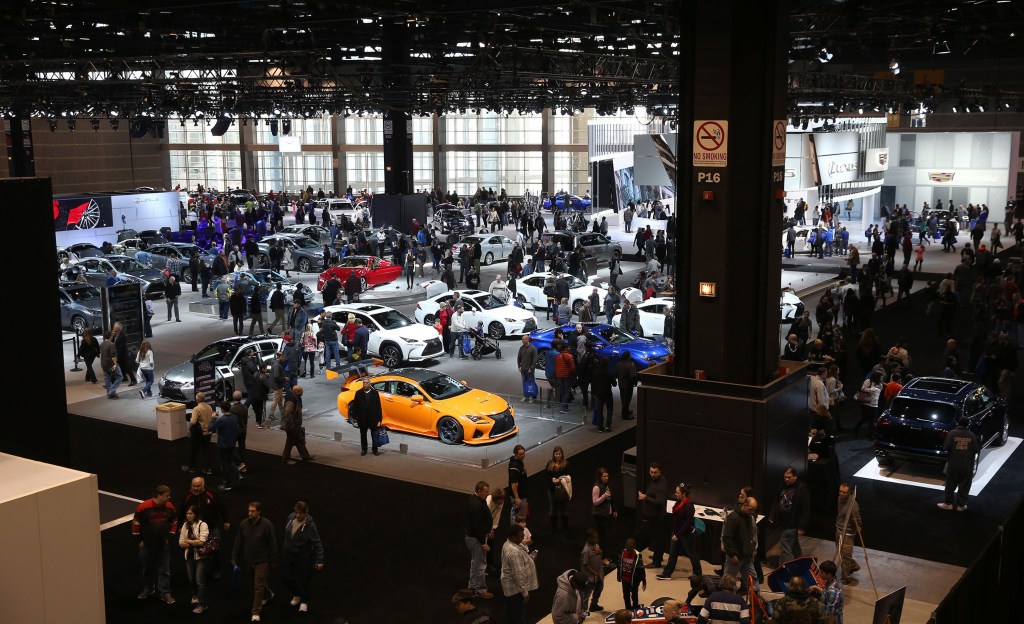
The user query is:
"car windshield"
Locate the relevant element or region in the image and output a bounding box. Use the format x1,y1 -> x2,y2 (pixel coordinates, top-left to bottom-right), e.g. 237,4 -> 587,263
64,286 -> 100,302
472,294 -> 494,310
598,326 -> 635,345
75,247 -> 104,258
459,236 -> 483,245
191,343 -> 236,366
888,398 -> 959,424
338,258 -> 367,268
108,257 -> 147,272
565,275 -> 586,288
419,374 -> 470,400
370,309 -> 413,330
291,237 -> 321,249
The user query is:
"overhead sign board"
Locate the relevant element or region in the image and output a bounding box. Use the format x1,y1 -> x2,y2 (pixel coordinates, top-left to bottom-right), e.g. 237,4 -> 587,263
810,132 -> 860,186
692,120 -> 728,168
772,120 -> 787,168
864,147 -> 890,173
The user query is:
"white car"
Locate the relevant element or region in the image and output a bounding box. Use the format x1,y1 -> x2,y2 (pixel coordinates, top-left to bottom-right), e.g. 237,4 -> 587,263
315,302 -> 444,368
413,289 -> 538,339
316,198 -> 362,223
781,225 -> 814,254
513,271 -> 608,317
612,297 -> 673,338
451,233 -> 517,266
780,288 -> 805,321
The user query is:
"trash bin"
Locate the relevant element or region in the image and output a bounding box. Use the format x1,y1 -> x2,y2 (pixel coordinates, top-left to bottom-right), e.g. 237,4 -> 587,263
155,402 -> 188,441
621,446 -> 637,509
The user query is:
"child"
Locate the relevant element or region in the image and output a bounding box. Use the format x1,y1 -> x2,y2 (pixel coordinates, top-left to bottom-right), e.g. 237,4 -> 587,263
515,514 -> 533,549
913,243 -> 925,272
617,537 -> 646,610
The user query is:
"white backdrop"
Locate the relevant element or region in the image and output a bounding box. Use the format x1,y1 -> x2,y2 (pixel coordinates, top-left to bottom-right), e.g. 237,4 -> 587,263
54,191 -> 180,249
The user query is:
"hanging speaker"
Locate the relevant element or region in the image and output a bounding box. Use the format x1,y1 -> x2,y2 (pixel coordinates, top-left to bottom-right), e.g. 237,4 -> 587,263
281,119 -> 292,135
210,116 -> 232,137
270,120 -> 279,136
128,119 -> 150,138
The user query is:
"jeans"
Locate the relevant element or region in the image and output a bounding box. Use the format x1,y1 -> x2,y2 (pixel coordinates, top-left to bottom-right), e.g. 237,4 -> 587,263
620,384 -> 634,417
324,340 -> 341,369
187,432 -> 212,472
248,313 -> 264,334
359,422 -> 380,452
644,514 -> 668,565
622,582 -> 640,610
779,528 -> 802,564
268,309 -> 286,333
103,366 -> 123,396
139,544 -> 171,597
724,555 -> 758,593
218,300 -> 229,319
556,377 -> 572,412
282,554 -> 313,604
185,556 -> 210,606
166,297 -> 180,321
583,576 -> 604,609
464,535 -> 487,591
944,469 -> 973,507
662,532 -> 702,577
835,530 -> 859,578
140,368 -> 155,397
218,447 -> 238,486
592,394 -> 613,430
232,314 -> 244,334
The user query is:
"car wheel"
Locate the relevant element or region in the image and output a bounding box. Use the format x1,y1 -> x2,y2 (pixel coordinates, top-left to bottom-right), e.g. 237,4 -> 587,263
297,258 -> 312,273
484,252 -> 494,266
423,314 -> 435,326
437,416 -> 464,445
488,321 -> 505,339
181,268 -> 193,283
572,299 -> 585,315
380,344 -> 402,368
71,315 -> 87,335
994,415 -> 1009,447
360,277 -> 368,292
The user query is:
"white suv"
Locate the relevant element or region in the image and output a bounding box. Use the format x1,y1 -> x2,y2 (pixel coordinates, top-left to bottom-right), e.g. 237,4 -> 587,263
315,302 -> 444,368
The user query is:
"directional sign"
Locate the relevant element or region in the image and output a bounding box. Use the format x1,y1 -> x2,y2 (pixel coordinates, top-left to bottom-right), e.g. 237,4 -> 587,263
772,120 -> 787,168
693,120 -> 728,168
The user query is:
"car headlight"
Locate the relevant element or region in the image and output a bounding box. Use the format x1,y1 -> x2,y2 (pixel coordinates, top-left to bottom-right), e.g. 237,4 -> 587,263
400,336 -> 423,344
503,318 -> 519,323
464,415 -> 488,423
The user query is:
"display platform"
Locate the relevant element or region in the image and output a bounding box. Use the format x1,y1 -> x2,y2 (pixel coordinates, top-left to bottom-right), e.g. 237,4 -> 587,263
853,437 -> 1021,496
98,489 -> 140,530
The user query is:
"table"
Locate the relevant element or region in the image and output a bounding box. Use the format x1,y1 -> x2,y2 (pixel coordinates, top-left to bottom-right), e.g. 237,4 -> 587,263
664,501 -> 765,566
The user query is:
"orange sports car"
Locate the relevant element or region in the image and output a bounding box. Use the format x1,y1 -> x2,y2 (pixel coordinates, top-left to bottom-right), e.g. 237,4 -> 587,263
336,368 -> 518,445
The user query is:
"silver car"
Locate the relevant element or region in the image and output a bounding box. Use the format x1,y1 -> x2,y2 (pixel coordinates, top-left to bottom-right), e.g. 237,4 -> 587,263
544,231 -> 622,264
131,242 -> 216,283
257,234 -> 325,273
281,224 -> 332,245
74,255 -> 167,300
159,335 -> 284,404
451,233 -> 516,266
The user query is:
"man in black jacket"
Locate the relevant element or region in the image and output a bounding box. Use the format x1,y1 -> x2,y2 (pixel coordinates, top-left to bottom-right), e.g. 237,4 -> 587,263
637,463 -> 671,568
165,276 -> 182,322
591,356 -> 616,432
465,481 -> 494,598
722,497 -> 758,593
232,501 -> 278,621
938,417 -> 979,512
351,379 -> 383,456
615,352 -> 638,419
267,283 -> 286,334
770,468 -> 810,564
188,251 -> 200,292
112,321 -> 138,386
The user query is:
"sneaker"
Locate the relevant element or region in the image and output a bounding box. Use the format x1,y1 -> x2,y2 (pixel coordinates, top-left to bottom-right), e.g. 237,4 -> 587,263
238,463 -> 247,473
290,596 -> 302,606
192,605 -> 206,614
251,616 -> 261,622
956,505 -> 967,512
139,389 -> 145,399
298,603 -> 308,612
582,611 -> 590,618
591,604 -> 604,611
936,502 -> 953,510
191,596 -> 199,605
138,589 -> 154,600
162,594 -> 176,605
473,590 -> 493,599
656,575 -> 671,580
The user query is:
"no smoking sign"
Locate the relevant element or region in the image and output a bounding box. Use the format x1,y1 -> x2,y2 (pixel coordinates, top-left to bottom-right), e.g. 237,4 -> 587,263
692,120 -> 728,168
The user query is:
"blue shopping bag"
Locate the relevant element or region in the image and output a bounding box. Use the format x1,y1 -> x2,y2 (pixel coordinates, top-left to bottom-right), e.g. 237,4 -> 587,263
376,427 -> 390,447
462,334 -> 472,353
523,379 -> 539,398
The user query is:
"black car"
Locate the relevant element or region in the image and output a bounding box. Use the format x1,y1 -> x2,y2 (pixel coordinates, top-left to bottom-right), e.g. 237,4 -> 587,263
432,206 -> 474,235
58,281 -> 104,334
74,255 -> 167,299
911,210 -> 960,237
875,377 -> 1009,473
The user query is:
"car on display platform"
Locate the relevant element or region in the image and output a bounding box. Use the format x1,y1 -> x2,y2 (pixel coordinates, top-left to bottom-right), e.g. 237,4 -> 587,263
451,233 -> 517,266
543,230 -> 622,264
781,225 -> 814,254
58,281 -> 104,334
226,270 -> 315,306
780,288 -> 805,322
73,255 -> 167,299
528,321 -> 671,373
316,197 -> 361,222
432,205 -> 474,234
543,193 -> 591,211
874,377 -> 1009,474
281,224 -> 333,245
413,289 -> 538,339
58,242 -> 105,263
336,368 -> 517,445
911,209 -> 960,237
316,255 -> 402,292
159,335 -> 284,405
257,233 -> 326,273
513,271 -> 608,316
611,297 -> 673,338
313,303 -> 445,368
227,188 -> 258,206
130,242 -> 217,283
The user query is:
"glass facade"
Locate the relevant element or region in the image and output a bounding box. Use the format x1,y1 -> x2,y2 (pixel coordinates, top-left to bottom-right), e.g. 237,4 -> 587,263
346,152 -> 385,194
169,150 -> 242,191
256,152 -> 334,194
445,151 -> 542,197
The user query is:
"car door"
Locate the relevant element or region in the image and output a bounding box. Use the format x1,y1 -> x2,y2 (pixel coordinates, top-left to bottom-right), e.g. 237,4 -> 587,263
371,380 -> 398,428
461,297 -> 484,328
78,258 -> 108,288
974,388 -> 998,443
637,302 -> 666,336
385,380 -> 435,434
355,312 -> 382,355
521,276 -> 545,306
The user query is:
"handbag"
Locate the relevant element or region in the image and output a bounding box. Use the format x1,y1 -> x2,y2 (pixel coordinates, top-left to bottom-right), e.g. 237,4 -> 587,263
197,534 -> 220,557
854,388 -> 872,403
693,517 -> 706,536
376,426 -> 390,447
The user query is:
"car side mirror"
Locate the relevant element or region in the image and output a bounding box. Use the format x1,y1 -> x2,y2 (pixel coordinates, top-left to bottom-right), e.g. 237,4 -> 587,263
411,394 -> 424,403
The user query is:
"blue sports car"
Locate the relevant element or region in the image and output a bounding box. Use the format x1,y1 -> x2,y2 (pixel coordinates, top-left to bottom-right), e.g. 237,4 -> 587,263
528,322 -> 670,373
543,193 -> 592,211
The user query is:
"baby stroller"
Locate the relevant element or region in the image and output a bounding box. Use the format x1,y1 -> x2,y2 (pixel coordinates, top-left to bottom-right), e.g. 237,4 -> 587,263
470,325 -> 502,360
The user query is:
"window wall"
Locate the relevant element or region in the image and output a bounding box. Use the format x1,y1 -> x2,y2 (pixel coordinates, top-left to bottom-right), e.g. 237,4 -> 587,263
445,151 -> 542,197
346,152 -> 385,194
167,118 -> 240,145
445,111 -> 542,145
169,150 -> 242,191
254,115 -> 332,145
256,152 -> 333,194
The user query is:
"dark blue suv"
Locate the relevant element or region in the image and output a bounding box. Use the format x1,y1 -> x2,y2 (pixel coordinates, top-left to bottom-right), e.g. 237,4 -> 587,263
874,377 -> 1009,473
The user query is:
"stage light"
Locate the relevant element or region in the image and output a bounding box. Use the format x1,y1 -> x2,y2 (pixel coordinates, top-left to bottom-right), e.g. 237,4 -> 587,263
90,119 -> 100,132
67,119 -> 76,132
889,58 -> 900,75
933,40 -> 951,55
817,47 -> 833,63
110,119 -> 119,131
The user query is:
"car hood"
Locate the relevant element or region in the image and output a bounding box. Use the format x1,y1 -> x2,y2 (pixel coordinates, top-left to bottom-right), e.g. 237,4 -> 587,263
123,268 -> 165,282
621,339 -> 671,362
488,304 -> 534,320
448,389 -> 511,418
382,323 -> 440,341
163,361 -> 197,383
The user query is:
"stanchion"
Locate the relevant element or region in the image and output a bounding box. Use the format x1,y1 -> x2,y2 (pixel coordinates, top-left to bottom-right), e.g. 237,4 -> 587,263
68,332 -> 83,372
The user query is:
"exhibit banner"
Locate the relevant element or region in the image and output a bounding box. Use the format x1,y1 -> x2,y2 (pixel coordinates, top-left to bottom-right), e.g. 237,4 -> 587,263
810,132 -> 860,186
634,133 -> 678,189
915,169 -> 1007,186
865,147 -> 890,173
53,196 -> 114,231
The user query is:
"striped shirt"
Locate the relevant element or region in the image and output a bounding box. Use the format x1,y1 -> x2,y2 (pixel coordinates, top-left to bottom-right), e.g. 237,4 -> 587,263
696,590 -> 750,624
822,579 -> 844,624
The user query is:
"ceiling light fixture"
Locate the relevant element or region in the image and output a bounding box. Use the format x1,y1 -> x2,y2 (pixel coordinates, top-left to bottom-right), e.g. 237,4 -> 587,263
889,57 -> 900,75
817,46 -> 833,63
933,40 -> 951,55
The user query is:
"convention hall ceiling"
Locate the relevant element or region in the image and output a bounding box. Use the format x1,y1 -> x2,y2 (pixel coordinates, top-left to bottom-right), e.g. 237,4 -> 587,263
0,1 -> 1021,121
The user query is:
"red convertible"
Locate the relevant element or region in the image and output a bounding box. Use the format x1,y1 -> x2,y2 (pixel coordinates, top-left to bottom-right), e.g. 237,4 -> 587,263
317,255 -> 402,291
